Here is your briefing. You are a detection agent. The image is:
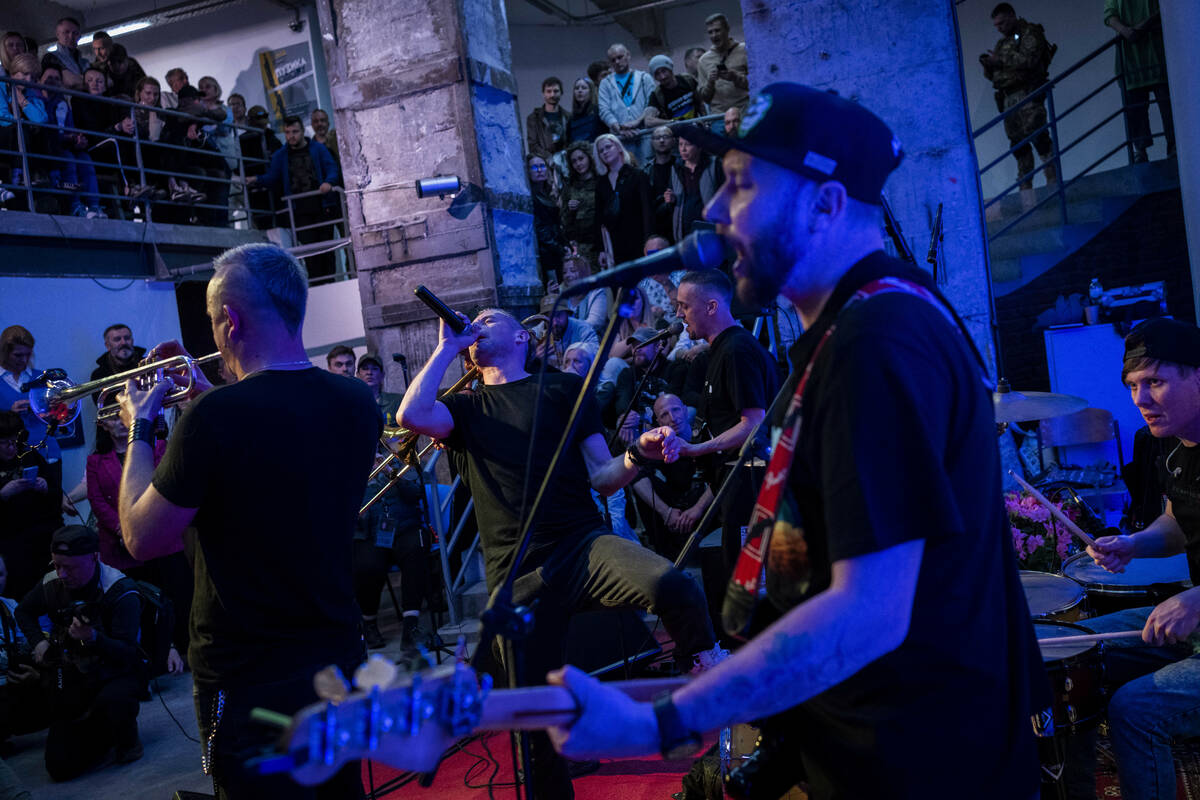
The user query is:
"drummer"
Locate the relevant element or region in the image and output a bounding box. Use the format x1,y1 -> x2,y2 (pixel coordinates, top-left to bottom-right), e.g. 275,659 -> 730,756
1066,318 -> 1200,800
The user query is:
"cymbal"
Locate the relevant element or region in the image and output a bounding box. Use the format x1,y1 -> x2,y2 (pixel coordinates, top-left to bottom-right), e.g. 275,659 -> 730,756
993,388 -> 1088,423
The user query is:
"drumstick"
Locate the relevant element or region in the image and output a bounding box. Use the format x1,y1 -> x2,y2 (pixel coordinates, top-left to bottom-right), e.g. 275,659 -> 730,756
1037,630 -> 1144,646
1007,471 -> 1096,548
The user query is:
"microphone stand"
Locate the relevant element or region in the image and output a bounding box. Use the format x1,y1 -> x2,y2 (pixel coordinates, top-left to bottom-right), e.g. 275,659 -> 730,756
472,288 -> 636,800
605,349 -> 666,452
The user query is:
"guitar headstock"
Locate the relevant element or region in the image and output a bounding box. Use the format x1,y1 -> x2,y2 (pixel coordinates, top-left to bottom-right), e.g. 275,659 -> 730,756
280,658 -> 493,786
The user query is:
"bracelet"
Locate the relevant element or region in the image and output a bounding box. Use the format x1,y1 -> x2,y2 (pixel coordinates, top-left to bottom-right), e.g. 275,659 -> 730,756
128,418 -> 156,448
626,443 -> 653,469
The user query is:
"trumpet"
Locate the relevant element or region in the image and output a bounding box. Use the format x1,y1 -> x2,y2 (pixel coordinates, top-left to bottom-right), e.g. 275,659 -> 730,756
360,366 -> 479,515
28,352 -> 223,426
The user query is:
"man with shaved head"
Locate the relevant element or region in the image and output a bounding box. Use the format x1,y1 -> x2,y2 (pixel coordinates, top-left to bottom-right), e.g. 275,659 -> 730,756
399,304 -> 725,799
597,42 -> 655,163
114,243 -> 378,799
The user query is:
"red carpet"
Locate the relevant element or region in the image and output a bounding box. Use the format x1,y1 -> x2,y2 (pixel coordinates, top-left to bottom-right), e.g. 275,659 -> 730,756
360,731 -> 697,799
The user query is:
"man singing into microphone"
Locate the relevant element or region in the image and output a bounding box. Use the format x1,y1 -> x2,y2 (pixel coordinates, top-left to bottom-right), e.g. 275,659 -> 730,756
397,306 -> 724,800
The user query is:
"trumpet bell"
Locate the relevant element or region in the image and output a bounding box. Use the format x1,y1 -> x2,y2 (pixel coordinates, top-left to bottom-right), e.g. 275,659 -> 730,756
28,378 -> 82,427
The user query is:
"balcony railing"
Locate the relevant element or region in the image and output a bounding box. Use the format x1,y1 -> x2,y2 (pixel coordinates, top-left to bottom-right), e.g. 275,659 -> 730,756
0,73 -> 353,283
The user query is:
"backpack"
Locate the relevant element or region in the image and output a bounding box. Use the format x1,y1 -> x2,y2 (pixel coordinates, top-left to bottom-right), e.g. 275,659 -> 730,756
132,579 -> 176,675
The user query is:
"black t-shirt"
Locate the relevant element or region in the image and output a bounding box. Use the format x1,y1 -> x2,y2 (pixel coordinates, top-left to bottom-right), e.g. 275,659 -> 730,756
764,251 -> 1043,798
650,74 -> 701,120
153,368 -> 380,687
441,373 -> 606,590
1161,439 -> 1200,584
699,324 -> 777,459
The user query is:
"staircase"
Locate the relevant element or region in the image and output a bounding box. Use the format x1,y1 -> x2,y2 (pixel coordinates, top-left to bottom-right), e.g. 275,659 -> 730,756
987,158 -> 1180,296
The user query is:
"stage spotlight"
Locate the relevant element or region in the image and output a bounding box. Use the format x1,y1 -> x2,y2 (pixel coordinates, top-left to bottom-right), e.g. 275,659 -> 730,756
416,176 -> 462,199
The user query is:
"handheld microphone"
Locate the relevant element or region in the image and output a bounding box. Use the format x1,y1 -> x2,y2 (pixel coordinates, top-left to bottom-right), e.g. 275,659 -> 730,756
632,321 -> 685,349
561,230 -> 727,298
413,285 -> 468,334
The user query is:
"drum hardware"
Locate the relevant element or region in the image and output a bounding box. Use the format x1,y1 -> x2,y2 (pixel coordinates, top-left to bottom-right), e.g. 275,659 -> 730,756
359,366 -> 479,516
993,378 -> 1088,425
1020,571 -> 1085,621
24,352 -> 222,427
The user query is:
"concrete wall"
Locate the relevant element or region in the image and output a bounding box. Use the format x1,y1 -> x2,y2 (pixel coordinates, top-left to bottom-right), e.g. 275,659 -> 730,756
956,0 -> 1167,198
509,0 -> 746,145
739,0 -> 996,371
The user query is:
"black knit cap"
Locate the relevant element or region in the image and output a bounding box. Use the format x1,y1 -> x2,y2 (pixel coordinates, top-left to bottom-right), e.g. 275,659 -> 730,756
51,525 -> 99,556
1124,318 -> 1200,368
677,82 -> 904,205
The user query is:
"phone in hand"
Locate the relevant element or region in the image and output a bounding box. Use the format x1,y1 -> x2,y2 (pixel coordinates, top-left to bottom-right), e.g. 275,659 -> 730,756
22,465 -> 37,481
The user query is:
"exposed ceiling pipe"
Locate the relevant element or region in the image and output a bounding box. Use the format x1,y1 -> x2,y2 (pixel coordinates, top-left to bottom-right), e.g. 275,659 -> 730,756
45,0 -> 248,44
520,0 -> 704,26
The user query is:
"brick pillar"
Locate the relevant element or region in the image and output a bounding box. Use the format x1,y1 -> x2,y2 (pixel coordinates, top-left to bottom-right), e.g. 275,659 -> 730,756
738,0 -> 998,374
316,0 -> 539,390
1160,0 -> 1200,320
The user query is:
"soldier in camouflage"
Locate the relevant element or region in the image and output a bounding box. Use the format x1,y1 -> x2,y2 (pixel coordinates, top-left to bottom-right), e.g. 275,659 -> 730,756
980,3 -> 1059,190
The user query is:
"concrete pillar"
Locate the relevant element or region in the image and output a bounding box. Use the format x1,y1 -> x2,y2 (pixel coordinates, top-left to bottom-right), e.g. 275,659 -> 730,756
1160,0 -> 1200,321
316,0 -> 539,389
738,0 -> 998,375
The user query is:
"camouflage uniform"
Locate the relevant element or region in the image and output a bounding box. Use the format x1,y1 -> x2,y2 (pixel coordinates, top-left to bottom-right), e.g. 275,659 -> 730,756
985,19 -> 1055,188
560,173 -> 598,266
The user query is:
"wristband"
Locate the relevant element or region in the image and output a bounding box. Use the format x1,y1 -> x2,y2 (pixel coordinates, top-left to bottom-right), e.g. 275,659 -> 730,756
626,443 -> 653,469
653,693 -> 702,760
128,418 -> 156,448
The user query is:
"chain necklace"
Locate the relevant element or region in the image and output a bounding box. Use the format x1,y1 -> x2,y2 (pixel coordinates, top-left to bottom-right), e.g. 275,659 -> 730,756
243,359 -> 313,378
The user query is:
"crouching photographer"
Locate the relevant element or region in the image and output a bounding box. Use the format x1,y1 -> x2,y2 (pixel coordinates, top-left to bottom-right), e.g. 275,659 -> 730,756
12,525 -> 144,781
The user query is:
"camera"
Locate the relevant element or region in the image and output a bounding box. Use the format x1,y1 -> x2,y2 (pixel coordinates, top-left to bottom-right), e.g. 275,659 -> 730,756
48,600 -> 98,628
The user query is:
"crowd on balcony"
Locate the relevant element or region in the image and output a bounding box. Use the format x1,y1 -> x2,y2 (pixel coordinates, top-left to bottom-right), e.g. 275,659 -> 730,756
0,15 -> 343,261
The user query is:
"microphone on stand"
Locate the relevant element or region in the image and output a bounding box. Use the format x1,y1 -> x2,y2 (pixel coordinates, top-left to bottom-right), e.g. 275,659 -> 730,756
561,230 -> 727,298
631,321 -> 685,349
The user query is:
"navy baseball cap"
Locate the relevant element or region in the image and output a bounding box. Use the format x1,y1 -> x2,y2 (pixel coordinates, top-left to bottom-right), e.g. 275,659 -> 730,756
52,525 -> 99,556
678,82 -> 903,205
1124,318 -> 1200,368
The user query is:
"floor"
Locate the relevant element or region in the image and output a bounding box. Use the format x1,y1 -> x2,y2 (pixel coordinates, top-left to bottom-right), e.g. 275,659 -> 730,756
3,605 -> 425,800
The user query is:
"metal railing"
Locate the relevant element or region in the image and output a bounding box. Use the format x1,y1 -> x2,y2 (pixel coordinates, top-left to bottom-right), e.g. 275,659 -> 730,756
418,447 -> 482,629
0,73 -> 352,281
974,34 -> 1168,241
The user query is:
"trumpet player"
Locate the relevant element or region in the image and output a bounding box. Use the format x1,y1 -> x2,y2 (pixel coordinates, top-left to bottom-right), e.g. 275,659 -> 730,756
115,243 -> 377,800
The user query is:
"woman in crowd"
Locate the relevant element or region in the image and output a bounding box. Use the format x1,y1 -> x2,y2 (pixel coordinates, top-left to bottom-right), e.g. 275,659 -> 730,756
528,152 -> 566,285
0,54 -> 48,206
559,141 -> 598,266
39,66 -> 104,218
0,32 -> 27,77
0,411 -> 61,602
593,132 -> 652,268
86,415 -> 187,673
666,132 -> 725,242
566,77 -> 601,145
557,251 -> 608,335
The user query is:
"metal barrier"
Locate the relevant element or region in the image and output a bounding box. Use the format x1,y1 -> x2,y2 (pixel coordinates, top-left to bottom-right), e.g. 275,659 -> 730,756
278,186 -> 355,284
974,34 -> 1168,241
420,446 -> 482,628
0,73 -> 352,281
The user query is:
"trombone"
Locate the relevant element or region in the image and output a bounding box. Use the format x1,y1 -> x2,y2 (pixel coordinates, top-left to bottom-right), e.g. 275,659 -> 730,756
28,352 -> 222,426
360,366 -> 479,515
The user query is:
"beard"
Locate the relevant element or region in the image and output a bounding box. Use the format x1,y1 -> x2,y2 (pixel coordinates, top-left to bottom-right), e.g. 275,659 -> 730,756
736,198 -> 807,309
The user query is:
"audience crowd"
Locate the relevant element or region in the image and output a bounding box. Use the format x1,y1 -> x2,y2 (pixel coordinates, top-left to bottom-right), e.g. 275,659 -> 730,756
0,15 -> 342,244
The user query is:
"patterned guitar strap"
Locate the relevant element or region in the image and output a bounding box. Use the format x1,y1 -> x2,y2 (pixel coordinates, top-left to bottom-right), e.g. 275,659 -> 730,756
722,276 -> 980,640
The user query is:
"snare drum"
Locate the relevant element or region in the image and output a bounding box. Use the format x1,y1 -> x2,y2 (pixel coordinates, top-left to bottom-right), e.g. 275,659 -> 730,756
1062,552 -> 1192,616
1020,571 -> 1085,621
1033,621 -> 1105,734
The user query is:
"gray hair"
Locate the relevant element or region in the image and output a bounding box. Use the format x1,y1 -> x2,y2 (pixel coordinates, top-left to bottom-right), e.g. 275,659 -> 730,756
212,244 -> 308,336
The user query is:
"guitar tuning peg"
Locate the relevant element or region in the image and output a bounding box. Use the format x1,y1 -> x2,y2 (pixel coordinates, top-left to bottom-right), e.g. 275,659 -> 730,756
354,653 -> 399,691
313,665 -> 351,703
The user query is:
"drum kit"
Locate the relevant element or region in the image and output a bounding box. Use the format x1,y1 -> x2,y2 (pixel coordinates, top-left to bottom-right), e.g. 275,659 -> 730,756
994,379 -> 1194,794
